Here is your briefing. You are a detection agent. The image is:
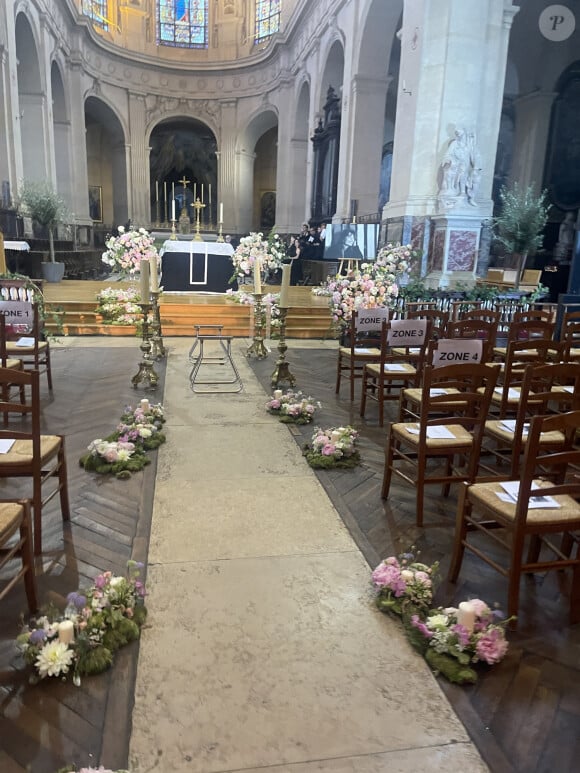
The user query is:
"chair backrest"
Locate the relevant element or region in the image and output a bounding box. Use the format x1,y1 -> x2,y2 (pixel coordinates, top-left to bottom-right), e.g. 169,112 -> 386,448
512,309 -> 554,325
406,308 -> 448,339
0,299 -> 37,340
560,311 -> 580,347
450,300 -> 483,322
386,317 -> 429,350
445,318 -> 496,362
505,318 -> 556,343
0,367 -> 39,442
428,337 -> 484,368
345,307 -> 390,353
513,410 -> 580,527
458,308 -> 501,328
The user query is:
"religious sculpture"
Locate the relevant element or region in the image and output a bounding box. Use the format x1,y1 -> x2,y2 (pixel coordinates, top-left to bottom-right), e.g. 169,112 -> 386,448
438,127 -> 482,208
553,210 -> 577,261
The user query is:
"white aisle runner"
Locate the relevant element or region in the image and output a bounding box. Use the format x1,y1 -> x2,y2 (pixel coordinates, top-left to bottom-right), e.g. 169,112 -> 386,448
129,339 -> 487,773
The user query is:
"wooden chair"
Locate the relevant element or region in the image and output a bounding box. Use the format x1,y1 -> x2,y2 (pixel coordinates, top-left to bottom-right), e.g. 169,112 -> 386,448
481,361 -> 580,479
449,299 -> 483,322
446,318 -> 497,363
0,498 -> 37,612
360,317 -> 430,427
336,307 -> 390,401
0,367 -> 70,554
381,361 -> 500,526
560,310 -> 580,362
449,410 -> 580,624
1,302 -> 53,391
0,313 -> 26,421
457,307 -> 501,330
493,319 -> 556,362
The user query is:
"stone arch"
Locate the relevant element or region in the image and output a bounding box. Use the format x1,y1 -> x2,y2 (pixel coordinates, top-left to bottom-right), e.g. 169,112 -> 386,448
319,39 -> 344,112
237,108 -> 279,233
287,80 -> 311,228
148,117 -> 218,227
15,11 -> 46,182
84,96 -> 128,228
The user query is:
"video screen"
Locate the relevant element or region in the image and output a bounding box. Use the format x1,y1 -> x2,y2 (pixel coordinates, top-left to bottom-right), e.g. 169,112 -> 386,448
323,224 -> 379,261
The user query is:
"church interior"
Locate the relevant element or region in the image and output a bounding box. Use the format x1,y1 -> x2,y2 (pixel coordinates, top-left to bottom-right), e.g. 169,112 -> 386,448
1,1 -> 580,772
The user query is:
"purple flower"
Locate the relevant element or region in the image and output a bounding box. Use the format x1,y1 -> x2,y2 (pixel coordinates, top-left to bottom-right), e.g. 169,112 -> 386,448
66,592 -> 87,609
451,623 -> 470,648
410,614 -> 433,639
475,627 -> 509,664
29,629 -> 48,645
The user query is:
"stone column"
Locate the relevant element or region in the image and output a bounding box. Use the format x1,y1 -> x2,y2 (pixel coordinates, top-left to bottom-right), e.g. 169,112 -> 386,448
218,101 -> 237,233
67,59 -> 91,225
128,92 -> 150,227
272,80 -> 296,233
384,0 -> 519,285
509,91 -> 557,190
0,43 -> 21,201
236,149 -> 256,234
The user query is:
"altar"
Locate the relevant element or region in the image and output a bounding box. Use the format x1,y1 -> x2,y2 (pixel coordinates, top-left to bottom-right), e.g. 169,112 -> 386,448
160,240 -> 235,293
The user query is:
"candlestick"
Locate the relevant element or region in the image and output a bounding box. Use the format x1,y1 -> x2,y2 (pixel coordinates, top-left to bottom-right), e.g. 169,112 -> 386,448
58,620 -> 75,645
140,259 -> 150,301
131,302 -> 159,390
279,263 -> 291,308
246,293 -> 269,359
219,201 -> 223,223
171,199 -> 176,221
254,258 -> 262,294
148,290 -> 166,359
270,307 -> 297,388
150,255 -> 159,292
456,601 -> 476,633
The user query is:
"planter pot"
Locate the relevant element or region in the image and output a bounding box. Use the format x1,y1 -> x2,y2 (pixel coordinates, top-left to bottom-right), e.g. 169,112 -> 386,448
41,262 -> 65,283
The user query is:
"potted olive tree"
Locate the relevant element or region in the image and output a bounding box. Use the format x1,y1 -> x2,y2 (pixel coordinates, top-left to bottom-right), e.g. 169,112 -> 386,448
18,180 -> 68,282
492,182 -> 550,290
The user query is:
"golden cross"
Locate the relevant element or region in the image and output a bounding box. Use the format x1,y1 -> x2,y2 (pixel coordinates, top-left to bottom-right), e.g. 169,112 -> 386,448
178,175 -> 190,189
191,197 -> 206,242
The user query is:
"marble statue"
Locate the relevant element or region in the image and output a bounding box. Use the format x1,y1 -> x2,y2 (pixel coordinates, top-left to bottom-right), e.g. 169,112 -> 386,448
439,127 -> 482,207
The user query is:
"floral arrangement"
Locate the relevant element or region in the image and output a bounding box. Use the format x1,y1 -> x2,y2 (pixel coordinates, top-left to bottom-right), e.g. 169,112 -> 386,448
57,767 -> 129,773
230,231 -> 285,283
372,553 -> 511,684
303,425 -> 360,469
95,286 -> 150,327
372,551 -> 437,617
408,600 -> 511,685
318,266 -> 399,327
266,389 -> 321,424
226,288 -> 282,332
375,243 -> 420,278
17,561 -> 147,686
79,400 -> 166,479
102,226 -> 158,278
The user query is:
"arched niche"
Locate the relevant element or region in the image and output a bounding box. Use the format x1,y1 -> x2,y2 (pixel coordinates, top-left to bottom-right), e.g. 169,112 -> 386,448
149,118 -> 218,226
237,109 -> 278,233
15,13 -> 46,182
51,62 -> 73,208
544,61 -> 580,211
84,96 -> 128,228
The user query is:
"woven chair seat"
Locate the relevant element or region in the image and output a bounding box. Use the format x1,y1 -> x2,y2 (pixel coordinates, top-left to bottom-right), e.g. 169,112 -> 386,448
0,436 -> 62,467
484,420 -> 564,446
0,501 -> 25,541
365,362 -> 416,377
468,480 -> 580,527
338,345 -> 380,357
6,340 -> 49,355
392,422 -> 474,448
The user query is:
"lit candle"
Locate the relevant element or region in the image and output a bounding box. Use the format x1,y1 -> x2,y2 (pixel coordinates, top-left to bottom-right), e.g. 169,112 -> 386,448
140,259 -> 150,301
58,620 -> 75,645
254,257 -> 261,294
279,263 -> 291,308
155,180 -> 159,202
171,199 -> 176,221
150,255 -> 159,292
201,183 -> 204,202
456,601 -> 476,633
219,202 -> 223,223
140,398 -> 150,412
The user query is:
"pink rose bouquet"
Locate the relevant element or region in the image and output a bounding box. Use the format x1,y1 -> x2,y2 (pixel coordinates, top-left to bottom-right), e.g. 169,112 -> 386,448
372,551 -> 437,616
266,389 -> 321,424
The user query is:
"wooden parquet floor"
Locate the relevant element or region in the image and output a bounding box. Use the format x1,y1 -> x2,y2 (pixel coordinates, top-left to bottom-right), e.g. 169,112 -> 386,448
0,343 -> 163,773
250,345 -> 580,773
1,339 -> 579,772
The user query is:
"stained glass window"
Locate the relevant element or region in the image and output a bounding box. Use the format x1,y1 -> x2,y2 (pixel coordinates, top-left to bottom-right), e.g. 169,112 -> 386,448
255,0 -> 281,43
82,0 -> 109,31
157,0 -> 208,48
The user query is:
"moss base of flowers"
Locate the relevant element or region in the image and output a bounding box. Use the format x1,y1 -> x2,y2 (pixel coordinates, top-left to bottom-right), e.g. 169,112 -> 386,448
424,649 -> 478,685
79,450 -> 151,479
303,448 -> 361,469
274,413 -> 313,425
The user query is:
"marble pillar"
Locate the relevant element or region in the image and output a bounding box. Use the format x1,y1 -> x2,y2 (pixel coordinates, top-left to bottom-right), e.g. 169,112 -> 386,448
128,92 -> 149,226
429,215 -> 482,287
509,91 -> 557,191
218,101 -> 236,232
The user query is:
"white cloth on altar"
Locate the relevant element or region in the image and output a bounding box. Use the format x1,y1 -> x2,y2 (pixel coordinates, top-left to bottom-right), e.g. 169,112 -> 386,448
3,241 -> 30,251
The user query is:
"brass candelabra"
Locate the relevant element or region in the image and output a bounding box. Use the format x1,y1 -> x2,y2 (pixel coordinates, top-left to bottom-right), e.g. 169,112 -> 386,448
270,307 -> 296,388
246,293 -> 269,359
191,198 -> 206,242
149,291 -> 166,360
131,303 -> 159,390
216,221 -> 225,243
170,219 -> 178,240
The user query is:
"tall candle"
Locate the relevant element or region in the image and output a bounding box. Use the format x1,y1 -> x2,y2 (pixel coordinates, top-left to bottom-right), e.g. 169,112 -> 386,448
58,620 -> 75,645
219,202 -> 223,223
140,259 -> 150,301
150,255 -> 159,292
208,183 -> 212,205
171,198 -> 176,221
280,263 -> 291,308
254,258 -> 262,294
201,183 -> 204,202
456,601 -> 476,633
194,183 -> 197,201
172,182 -> 175,200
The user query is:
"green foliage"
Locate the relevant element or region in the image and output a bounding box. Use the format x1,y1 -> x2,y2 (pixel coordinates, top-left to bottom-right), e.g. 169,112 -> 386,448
17,180 -> 70,263
424,649 -> 478,685
493,183 -> 549,255
399,278 -> 429,302
303,448 -> 361,469
79,449 -> 151,479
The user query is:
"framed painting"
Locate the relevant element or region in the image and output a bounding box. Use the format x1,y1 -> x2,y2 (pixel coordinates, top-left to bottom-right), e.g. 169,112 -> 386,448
88,185 -> 103,222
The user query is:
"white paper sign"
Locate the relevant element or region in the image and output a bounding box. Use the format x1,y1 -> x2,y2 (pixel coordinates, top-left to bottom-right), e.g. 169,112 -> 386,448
387,318 -> 427,346
15,337 -> 35,347
0,300 -> 34,322
498,480 -> 560,508
431,338 -> 483,368
355,307 -> 390,333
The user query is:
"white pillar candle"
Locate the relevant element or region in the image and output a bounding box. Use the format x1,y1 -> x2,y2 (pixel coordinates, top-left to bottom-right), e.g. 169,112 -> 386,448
155,180 -> 159,202
171,199 -> 176,221
254,258 -> 262,294
456,601 -> 476,633
279,263 -> 291,308
201,183 -> 204,202
219,202 -> 223,223
58,620 -> 75,645
140,398 -> 150,412
194,183 -> 197,201
140,259 -> 150,301
208,183 -> 212,205
150,255 -> 159,292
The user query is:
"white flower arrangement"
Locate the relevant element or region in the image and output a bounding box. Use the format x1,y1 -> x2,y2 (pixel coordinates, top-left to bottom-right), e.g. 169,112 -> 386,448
266,389 -> 321,424
230,231 -> 285,282
102,226 -> 158,278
